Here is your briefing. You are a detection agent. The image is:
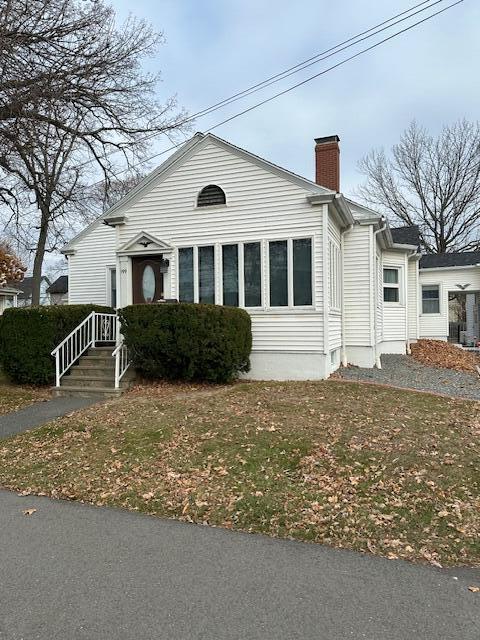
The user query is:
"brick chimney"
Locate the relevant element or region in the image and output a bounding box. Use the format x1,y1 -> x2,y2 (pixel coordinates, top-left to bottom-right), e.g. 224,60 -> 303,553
315,135 -> 340,192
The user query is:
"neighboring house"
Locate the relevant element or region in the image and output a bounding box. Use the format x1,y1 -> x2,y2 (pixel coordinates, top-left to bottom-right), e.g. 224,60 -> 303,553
61,132 -> 480,380
46,275 -> 68,305
419,252 -> 480,346
16,276 -> 51,307
0,285 -> 20,315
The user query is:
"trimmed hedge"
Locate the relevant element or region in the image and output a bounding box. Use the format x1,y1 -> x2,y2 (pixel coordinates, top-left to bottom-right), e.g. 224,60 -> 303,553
0,304 -> 113,385
118,303 -> 252,383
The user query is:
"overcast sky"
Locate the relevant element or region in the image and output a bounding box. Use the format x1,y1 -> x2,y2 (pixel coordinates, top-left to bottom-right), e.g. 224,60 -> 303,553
108,0 -> 478,199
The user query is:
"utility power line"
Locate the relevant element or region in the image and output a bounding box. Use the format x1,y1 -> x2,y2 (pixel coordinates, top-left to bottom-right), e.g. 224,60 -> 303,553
84,0 -> 463,191
75,0 -> 449,176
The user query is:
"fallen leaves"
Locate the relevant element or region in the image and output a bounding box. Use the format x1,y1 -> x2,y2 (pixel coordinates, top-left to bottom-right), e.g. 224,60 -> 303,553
23,508 -> 36,516
0,380 -> 478,568
410,339 -> 480,373
468,586 -> 480,593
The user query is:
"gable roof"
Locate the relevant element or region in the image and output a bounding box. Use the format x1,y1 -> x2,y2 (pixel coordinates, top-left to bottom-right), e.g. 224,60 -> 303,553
420,251 -> 480,269
46,275 -> 68,294
15,276 -> 51,300
391,225 -> 420,247
62,132 -> 334,253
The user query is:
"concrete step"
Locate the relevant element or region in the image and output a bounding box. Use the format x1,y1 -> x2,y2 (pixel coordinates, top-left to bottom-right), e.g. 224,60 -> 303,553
63,375 -> 115,388
81,355 -> 115,364
52,386 -> 123,398
72,364 -> 116,376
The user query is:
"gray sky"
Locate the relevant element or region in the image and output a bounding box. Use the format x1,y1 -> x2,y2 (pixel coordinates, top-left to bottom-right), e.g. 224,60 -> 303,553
109,0 -> 478,199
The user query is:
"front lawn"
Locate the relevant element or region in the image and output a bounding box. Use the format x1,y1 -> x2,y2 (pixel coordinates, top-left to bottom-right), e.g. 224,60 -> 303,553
0,380 -> 49,416
0,380 -> 478,566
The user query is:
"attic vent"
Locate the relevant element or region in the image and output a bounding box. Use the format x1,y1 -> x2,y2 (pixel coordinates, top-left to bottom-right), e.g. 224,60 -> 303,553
197,185 -> 226,207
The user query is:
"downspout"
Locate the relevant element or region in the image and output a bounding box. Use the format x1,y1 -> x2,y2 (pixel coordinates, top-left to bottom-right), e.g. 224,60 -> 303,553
373,218 -> 387,369
340,224 -> 353,367
405,249 -> 419,355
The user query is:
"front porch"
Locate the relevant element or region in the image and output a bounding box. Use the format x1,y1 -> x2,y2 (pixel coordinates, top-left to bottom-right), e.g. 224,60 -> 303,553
448,291 -> 480,347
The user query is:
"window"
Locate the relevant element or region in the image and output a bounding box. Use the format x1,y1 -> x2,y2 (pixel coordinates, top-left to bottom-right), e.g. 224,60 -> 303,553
222,244 -> 238,306
108,267 -> 117,308
178,247 -> 194,302
383,267 -> 400,303
328,240 -> 341,309
269,240 -> 288,306
198,246 -> 215,303
178,238 -> 312,309
244,242 -> 262,307
197,185 -> 226,207
294,239 -> 313,306
268,238 -> 312,307
422,284 -> 440,314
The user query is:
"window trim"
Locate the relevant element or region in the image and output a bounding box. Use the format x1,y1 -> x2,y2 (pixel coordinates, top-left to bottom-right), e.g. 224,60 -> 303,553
328,238 -> 341,312
421,283 -> 442,315
176,236 -> 314,311
266,236 -> 314,310
383,266 -> 402,305
106,265 -> 117,308
195,184 -> 227,209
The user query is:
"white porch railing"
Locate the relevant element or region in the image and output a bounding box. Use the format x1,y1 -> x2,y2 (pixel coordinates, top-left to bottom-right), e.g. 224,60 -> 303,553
51,311 -> 117,387
112,341 -> 131,389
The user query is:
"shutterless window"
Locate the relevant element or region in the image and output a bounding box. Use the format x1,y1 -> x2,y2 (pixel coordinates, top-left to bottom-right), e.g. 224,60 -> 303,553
198,246 -> 215,304
178,247 -> 194,302
109,268 -> 117,308
422,284 -> 440,313
244,242 -> 262,307
222,244 -> 238,306
293,238 -> 312,306
383,267 -> 400,303
269,240 -> 288,306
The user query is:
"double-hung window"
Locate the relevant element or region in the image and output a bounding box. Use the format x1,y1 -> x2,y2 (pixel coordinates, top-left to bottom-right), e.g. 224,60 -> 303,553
383,267 -> 400,303
422,284 -> 440,314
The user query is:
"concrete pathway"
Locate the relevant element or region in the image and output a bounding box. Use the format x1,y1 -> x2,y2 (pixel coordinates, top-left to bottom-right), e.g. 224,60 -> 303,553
0,490 -> 478,640
0,396 -> 101,439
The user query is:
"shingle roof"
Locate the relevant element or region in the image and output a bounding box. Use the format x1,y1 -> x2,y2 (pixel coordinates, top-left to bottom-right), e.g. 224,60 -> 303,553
46,275 -> 68,294
390,225 -> 421,247
419,252 -> 480,269
14,276 -> 50,299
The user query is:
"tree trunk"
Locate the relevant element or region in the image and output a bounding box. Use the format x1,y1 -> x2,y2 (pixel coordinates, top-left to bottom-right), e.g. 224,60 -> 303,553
31,220 -> 48,305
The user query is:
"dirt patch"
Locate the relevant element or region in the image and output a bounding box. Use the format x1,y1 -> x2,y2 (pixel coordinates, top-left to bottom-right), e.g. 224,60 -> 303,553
411,339 -> 479,373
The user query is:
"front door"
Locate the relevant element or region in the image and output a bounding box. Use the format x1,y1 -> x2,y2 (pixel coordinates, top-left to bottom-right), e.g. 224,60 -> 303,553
132,256 -> 164,304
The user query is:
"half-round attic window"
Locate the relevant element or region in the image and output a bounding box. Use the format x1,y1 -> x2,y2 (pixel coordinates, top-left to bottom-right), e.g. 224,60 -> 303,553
197,184 -> 226,207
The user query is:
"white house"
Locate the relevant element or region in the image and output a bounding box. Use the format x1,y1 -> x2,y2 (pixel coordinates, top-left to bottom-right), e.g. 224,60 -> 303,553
61,132 -> 480,381
0,285 -> 20,315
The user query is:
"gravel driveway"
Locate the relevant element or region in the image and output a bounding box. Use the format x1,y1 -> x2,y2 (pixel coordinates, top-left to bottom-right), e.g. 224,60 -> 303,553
336,354 -> 480,401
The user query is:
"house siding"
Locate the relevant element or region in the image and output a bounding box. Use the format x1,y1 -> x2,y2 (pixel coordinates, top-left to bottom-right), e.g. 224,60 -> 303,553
68,223 -> 116,305
344,225 -> 372,347
419,266 -> 480,339
382,250 -> 407,344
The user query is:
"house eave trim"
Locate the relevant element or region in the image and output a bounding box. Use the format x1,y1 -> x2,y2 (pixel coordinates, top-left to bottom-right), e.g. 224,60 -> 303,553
307,193 -> 354,227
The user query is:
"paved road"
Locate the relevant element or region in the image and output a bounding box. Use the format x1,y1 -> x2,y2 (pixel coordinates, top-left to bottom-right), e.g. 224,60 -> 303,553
0,396 -> 101,439
0,490 -> 478,640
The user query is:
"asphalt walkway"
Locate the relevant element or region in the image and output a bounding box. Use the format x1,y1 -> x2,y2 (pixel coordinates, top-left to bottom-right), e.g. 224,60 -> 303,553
0,396 -> 101,439
0,490 -> 478,640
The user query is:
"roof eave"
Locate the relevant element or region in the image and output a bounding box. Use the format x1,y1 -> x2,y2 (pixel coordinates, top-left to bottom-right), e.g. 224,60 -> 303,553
307,193 -> 355,227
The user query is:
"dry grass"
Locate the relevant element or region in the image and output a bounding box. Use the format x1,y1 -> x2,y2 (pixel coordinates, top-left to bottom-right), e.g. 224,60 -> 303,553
0,382 -> 50,416
0,380 -> 479,567
411,339 -> 480,372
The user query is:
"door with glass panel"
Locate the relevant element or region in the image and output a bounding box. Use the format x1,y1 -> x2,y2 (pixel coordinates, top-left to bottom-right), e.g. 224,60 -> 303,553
132,256 -> 164,303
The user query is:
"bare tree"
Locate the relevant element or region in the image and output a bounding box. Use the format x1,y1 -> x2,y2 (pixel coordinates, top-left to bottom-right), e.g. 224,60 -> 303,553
358,120 -> 480,253
0,0 -> 188,303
